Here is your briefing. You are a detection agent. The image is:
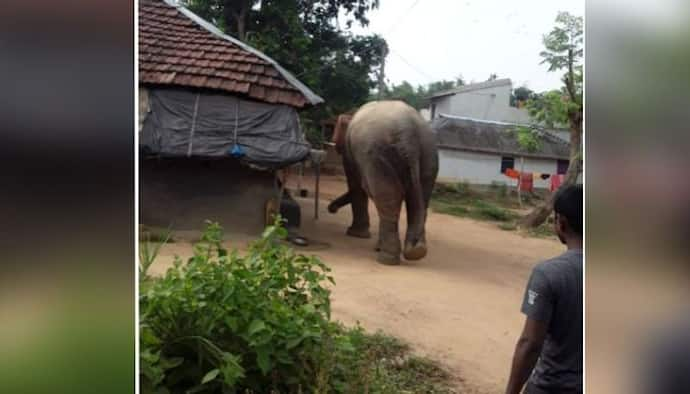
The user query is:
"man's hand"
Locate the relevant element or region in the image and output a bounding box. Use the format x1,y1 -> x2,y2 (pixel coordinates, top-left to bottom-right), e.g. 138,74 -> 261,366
505,317 -> 548,394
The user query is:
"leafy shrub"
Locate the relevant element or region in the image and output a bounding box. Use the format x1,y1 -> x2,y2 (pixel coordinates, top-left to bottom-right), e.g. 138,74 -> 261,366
140,219 -> 456,393
139,227 -> 172,280
140,218 -> 339,393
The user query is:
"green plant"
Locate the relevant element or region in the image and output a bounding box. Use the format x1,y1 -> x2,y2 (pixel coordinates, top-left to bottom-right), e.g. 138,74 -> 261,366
139,227 -> 172,279
140,217 -> 336,393
140,218 -> 457,393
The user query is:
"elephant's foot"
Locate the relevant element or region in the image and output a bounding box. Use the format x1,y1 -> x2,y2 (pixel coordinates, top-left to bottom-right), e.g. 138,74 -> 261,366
346,226 -> 371,239
403,241 -> 427,260
376,250 -> 400,265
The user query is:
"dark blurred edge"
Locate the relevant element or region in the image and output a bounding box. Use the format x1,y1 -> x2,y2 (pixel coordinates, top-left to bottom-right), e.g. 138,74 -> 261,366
0,1 -> 135,393
586,1 -> 690,393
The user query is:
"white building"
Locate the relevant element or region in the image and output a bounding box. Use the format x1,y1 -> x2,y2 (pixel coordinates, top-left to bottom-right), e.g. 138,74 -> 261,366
429,78 -> 531,124
427,78 -> 574,189
433,115 -> 570,189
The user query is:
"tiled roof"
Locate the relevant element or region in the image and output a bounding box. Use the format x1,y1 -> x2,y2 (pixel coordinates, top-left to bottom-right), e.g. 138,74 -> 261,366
139,0 -> 323,108
432,114 -> 570,160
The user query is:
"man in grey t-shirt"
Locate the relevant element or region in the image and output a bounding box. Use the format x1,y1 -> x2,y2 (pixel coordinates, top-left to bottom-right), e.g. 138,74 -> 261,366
505,184 -> 583,394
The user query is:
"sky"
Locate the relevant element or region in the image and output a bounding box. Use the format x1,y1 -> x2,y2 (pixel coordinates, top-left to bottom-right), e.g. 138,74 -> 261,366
347,0 -> 584,92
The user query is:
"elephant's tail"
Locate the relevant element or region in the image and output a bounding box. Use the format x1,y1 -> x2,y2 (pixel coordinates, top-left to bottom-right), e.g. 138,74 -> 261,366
405,159 -> 426,235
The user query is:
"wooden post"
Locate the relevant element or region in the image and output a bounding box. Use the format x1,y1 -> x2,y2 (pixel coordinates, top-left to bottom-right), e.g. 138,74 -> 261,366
314,160 -> 320,220
517,157 -> 525,208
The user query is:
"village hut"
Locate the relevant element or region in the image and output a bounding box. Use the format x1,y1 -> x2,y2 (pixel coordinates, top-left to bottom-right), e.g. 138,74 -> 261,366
139,0 -> 323,234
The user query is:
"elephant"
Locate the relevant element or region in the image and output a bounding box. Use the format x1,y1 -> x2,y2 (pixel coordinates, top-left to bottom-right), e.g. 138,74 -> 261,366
327,100 -> 439,265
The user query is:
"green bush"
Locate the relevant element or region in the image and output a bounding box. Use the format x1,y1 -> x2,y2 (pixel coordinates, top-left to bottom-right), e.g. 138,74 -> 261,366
140,219 -> 339,393
140,219 -> 456,393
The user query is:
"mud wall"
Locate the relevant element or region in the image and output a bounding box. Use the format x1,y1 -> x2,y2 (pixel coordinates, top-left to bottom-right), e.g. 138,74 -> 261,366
140,158 -> 276,234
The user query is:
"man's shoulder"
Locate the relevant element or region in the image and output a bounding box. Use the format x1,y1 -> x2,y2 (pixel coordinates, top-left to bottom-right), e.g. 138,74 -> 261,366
533,250 -> 582,277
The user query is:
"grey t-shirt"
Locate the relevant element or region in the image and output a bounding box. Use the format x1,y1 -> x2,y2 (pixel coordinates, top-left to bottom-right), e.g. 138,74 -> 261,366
521,249 -> 583,393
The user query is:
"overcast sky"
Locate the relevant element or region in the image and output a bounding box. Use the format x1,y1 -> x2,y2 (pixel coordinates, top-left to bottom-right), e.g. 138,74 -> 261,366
348,0 -> 584,92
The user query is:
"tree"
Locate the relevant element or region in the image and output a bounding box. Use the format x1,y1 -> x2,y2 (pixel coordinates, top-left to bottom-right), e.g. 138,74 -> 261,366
182,0 -> 386,139
521,11 -> 583,228
377,78 -> 464,110
487,73 -> 498,81
510,86 -> 535,107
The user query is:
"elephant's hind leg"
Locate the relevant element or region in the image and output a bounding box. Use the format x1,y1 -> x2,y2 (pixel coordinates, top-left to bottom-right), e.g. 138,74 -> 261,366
362,161 -> 403,265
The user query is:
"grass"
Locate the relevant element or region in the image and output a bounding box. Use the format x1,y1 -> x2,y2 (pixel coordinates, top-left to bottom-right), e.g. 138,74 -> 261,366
431,194 -> 519,223
338,326 -> 457,393
524,220 -> 557,238
431,182 -> 557,238
498,222 -> 518,231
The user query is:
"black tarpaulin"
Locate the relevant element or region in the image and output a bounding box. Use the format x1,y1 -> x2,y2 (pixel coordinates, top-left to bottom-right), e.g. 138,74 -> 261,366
140,88 -> 311,168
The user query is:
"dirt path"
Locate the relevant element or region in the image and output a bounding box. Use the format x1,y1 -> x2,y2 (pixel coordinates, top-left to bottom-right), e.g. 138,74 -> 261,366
151,175 -> 562,393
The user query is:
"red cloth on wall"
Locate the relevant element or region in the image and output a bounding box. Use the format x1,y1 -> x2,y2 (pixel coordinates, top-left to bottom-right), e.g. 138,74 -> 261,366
550,174 -> 565,192
519,172 -> 534,192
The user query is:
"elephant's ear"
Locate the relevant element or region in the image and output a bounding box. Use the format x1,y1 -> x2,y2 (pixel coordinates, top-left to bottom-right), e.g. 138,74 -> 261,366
332,114 -> 352,152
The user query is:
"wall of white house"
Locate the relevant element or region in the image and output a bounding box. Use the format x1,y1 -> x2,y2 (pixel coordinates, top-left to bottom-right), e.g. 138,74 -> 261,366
437,149 -> 559,189
431,84 -> 531,124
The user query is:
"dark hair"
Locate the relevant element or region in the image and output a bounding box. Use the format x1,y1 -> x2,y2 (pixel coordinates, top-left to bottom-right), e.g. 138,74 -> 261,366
554,184 -> 582,236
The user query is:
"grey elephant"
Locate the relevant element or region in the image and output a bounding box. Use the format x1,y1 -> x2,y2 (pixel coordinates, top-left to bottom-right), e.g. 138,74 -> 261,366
327,100 -> 439,265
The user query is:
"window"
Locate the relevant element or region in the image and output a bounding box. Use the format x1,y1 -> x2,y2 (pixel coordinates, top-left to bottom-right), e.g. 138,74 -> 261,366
557,159 -> 569,174
500,156 -> 515,173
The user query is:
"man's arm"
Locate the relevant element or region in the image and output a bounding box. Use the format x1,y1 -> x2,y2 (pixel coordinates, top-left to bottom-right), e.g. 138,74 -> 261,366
505,317 -> 548,394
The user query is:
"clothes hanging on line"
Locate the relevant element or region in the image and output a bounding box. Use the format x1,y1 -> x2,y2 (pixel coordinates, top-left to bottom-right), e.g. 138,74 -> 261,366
550,174 -> 565,192
519,172 -> 534,192
504,168 -> 520,179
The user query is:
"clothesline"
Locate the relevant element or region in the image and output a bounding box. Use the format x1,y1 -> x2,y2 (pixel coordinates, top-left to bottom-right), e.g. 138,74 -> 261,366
503,169 -> 565,192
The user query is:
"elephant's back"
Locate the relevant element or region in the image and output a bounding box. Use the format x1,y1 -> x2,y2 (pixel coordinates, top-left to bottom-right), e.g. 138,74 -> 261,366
347,100 -> 428,148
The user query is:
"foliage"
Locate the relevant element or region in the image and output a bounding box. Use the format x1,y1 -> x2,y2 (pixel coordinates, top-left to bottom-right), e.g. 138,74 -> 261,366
183,0 -> 386,127
526,90 -> 569,128
510,86 -> 535,107
378,77 -> 464,110
521,11 -> 583,228
431,188 -> 519,223
528,11 -> 582,128
533,11 -> 583,127
140,218 -> 455,393
540,12 -> 583,75
512,125 -> 542,153
140,218 -> 337,393
139,227 -> 172,279
303,123 -> 325,148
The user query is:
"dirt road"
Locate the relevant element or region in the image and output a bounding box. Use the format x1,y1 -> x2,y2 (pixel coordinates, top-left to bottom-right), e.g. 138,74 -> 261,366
152,175 -> 562,393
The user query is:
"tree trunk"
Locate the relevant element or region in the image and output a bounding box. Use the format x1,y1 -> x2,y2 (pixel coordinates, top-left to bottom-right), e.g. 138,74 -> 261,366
223,1 -> 249,41
236,10 -> 247,41
521,114 -> 582,228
